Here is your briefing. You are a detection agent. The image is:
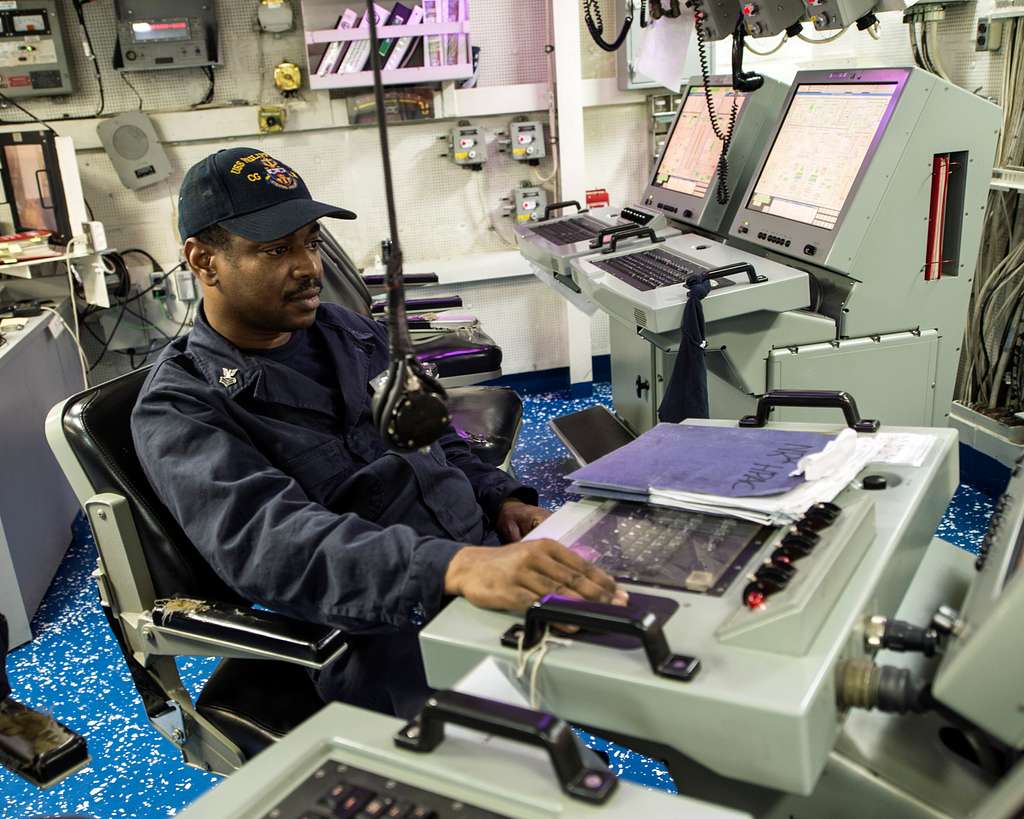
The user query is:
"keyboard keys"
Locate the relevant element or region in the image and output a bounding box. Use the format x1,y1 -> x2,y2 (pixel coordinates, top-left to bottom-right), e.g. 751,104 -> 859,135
594,249 -> 706,292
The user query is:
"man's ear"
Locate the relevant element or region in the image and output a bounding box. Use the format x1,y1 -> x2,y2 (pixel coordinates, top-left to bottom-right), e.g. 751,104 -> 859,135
185,237 -> 217,286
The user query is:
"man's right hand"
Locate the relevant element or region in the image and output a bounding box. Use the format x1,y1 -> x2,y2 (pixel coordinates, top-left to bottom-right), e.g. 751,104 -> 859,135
444,539 -> 628,613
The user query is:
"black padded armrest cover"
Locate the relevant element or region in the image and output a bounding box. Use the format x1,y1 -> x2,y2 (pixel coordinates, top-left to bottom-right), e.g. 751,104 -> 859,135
0,698 -> 89,788
152,600 -> 347,666
363,273 -> 439,287
371,295 -> 463,314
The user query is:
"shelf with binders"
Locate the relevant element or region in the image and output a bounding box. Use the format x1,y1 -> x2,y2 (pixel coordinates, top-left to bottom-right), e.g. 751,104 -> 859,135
302,7 -> 473,91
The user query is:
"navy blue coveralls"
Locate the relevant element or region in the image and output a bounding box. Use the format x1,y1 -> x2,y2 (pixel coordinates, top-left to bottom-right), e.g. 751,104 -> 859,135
131,303 -> 535,717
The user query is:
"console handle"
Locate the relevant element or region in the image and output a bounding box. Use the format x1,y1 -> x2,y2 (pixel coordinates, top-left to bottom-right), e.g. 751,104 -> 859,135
688,262 -> 767,285
739,389 -> 880,432
394,689 -> 617,803
500,594 -> 700,681
541,200 -> 586,221
589,222 -> 643,249
604,227 -> 666,254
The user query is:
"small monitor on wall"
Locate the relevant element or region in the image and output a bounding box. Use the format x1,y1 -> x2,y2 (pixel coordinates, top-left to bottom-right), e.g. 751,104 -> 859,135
0,130 -> 87,244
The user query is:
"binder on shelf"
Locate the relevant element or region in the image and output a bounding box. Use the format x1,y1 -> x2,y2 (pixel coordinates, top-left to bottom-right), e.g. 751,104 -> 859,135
443,0 -> 468,65
378,2 -> 415,64
423,0 -> 445,67
315,9 -> 358,76
384,4 -> 425,70
338,3 -> 389,73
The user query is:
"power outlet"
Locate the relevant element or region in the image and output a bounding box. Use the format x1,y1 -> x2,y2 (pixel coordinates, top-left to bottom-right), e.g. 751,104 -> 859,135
976,16 -> 1004,51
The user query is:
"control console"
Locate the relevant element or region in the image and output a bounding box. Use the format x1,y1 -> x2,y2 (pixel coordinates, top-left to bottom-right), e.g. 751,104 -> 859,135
420,420 -> 959,795
175,698 -> 748,818
571,232 -> 810,334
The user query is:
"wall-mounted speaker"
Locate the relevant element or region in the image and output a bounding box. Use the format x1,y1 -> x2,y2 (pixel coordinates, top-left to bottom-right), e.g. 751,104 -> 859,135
96,111 -> 172,191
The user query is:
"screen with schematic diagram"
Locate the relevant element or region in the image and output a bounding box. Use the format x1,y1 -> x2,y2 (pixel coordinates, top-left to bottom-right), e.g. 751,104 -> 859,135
652,86 -> 747,200
745,83 -> 899,230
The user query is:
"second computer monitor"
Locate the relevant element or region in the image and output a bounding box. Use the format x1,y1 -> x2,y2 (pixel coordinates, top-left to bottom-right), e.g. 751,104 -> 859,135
643,76 -> 788,237
730,68 -> 912,268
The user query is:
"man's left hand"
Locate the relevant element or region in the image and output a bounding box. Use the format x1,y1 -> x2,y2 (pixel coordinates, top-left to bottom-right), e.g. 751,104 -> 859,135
496,498 -> 552,543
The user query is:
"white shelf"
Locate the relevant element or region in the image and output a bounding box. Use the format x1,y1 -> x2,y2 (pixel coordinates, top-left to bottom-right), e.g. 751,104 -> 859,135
0,253 -> 76,280
310,63 -> 473,91
302,2 -> 474,91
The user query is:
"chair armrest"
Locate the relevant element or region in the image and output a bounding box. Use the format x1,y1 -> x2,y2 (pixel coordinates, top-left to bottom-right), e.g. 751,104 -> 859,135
371,295 -> 464,314
362,272 -> 439,287
150,599 -> 347,670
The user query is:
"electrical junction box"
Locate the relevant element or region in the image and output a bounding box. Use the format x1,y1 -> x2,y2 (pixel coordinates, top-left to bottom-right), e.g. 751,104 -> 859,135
513,185 -> 547,223
447,123 -> 486,169
616,0 -> 705,91
0,0 -> 73,98
113,0 -> 219,73
509,120 -> 545,163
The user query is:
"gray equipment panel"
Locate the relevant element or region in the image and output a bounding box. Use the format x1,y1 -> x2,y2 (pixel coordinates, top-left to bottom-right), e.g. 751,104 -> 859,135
741,0 -> 807,37
421,421 -> 959,795
573,232 -> 810,334
0,0 -> 73,98
767,331 -> 940,427
642,76 -> 789,234
932,460 -> 1024,748
694,0 -> 745,42
176,701 -> 747,818
114,0 -> 219,72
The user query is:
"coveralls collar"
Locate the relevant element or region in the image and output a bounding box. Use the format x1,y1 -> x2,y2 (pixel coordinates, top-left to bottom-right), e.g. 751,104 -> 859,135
185,302 -> 378,422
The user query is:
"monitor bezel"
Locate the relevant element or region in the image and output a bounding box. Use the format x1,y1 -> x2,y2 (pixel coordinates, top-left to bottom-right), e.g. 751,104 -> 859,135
643,76 -> 752,226
729,67 -> 912,261
0,130 -> 73,243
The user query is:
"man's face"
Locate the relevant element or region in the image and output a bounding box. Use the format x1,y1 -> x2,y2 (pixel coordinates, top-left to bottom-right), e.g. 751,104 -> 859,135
197,222 -> 325,334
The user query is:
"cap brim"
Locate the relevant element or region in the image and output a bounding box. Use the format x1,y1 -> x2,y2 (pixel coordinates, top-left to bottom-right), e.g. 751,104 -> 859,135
220,199 -> 357,242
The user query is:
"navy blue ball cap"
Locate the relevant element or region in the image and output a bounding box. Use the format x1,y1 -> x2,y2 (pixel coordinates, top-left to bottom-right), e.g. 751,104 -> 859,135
178,147 -> 356,242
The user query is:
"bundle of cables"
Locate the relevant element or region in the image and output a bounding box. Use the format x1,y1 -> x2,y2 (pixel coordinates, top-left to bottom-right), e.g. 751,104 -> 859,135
78,249 -> 191,374
959,18 -> 1024,418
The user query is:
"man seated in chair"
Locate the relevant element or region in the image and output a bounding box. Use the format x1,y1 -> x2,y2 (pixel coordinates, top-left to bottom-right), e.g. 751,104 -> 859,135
131,148 -> 626,719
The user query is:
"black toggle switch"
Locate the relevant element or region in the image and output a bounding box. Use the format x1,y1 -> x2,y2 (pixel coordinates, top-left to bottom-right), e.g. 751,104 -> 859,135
772,545 -> 806,566
755,564 -> 794,590
790,525 -> 821,546
809,501 -> 841,521
781,533 -> 816,555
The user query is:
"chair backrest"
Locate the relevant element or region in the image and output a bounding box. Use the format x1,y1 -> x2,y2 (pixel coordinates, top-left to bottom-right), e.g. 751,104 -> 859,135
60,367 -> 244,604
320,229 -> 372,317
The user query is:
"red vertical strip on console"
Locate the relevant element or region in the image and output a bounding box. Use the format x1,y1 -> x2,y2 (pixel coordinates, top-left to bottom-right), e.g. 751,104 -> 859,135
925,154 -> 951,281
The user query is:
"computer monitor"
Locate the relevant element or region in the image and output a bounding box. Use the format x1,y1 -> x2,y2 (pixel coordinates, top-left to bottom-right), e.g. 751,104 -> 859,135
730,68 -> 912,265
0,131 -> 87,244
643,75 -> 789,235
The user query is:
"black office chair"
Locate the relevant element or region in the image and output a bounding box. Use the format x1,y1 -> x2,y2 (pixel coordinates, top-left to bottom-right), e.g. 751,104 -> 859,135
46,369 -> 355,773
319,230 -> 523,469
319,230 -> 504,388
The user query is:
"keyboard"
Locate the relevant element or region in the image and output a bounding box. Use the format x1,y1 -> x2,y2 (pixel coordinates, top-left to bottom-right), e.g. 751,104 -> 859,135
529,216 -> 607,246
569,502 -> 770,596
263,761 -> 507,819
593,249 -> 711,292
